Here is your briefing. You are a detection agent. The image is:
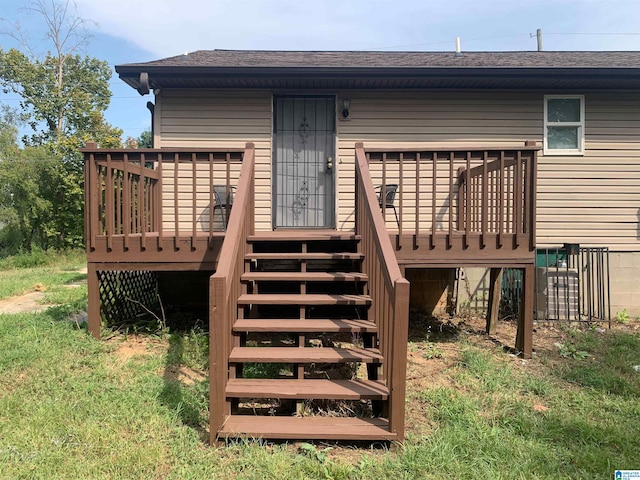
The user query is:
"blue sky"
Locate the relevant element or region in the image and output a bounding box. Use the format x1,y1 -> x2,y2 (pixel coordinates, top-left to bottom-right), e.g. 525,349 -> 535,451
3,0 -> 640,141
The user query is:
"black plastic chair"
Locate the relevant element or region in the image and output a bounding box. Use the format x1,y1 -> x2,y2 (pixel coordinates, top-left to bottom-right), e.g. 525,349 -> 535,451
375,184 -> 399,226
212,185 -> 235,230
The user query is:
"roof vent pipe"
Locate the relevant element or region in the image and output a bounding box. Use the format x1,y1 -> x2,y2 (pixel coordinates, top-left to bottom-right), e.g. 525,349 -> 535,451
536,28 -> 543,51
455,37 -> 462,57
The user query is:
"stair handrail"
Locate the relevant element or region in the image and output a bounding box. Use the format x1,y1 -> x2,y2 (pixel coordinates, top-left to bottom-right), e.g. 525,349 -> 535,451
209,143 -> 255,444
355,142 -> 410,441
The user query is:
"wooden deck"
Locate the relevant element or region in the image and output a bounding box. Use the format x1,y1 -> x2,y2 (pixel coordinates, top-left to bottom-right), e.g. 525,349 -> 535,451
82,141 -> 539,443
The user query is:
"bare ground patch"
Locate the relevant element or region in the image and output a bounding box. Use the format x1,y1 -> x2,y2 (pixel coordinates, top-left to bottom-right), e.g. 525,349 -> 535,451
106,334 -> 165,362
0,291 -> 49,314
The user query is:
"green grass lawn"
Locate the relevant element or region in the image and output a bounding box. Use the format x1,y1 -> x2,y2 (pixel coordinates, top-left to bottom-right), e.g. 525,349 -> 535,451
0,262 -> 638,479
0,250 -> 86,300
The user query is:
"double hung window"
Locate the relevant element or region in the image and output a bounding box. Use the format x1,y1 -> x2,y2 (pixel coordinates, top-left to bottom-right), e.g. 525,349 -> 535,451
544,95 -> 585,155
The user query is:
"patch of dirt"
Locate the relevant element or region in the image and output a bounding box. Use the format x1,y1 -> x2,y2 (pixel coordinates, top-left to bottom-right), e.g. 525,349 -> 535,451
108,334 -> 164,361
0,291 -> 49,314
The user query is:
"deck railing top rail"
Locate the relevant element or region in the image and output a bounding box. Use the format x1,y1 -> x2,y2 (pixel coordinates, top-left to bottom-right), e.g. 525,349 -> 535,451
81,142 -> 245,154
364,144 -> 542,154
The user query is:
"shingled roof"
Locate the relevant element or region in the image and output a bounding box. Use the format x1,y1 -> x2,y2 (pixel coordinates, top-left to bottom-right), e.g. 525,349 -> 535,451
115,50 -> 640,92
120,50 -> 640,69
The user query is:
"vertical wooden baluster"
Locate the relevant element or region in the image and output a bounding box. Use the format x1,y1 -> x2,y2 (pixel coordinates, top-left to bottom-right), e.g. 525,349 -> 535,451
174,153 -> 180,250
122,153 -> 131,251
530,148 -> 537,250
128,166 -> 133,236
209,153 -> 214,239
133,167 -> 139,235
381,152 -> 387,219
157,153 -> 163,250
226,152 -> 231,230
523,152 -> 531,236
431,151 -> 437,244
498,151 -> 504,247
415,152 -> 420,247
192,153 -> 197,250
507,156 -> 513,234
136,170 -> 141,237
398,152 -> 403,246
465,151 -> 471,248
514,151 -> 522,247
105,154 -> 114,251
83,154 -> 90,252
84,153 -> 98,251
89,154 -> 98,251
449,152 -> 454,249
146,169 -> 152,233
149,165 -> 153,232
98,164 -> 104,236
115,167 -> 121,236
491,168 -> 496,233
482,151 -> 488,248
141,153 -> 147,251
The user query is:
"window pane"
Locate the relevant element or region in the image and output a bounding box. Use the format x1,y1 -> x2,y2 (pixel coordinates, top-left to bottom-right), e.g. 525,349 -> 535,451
547,98 -> 581,122
547,126 -> 579,150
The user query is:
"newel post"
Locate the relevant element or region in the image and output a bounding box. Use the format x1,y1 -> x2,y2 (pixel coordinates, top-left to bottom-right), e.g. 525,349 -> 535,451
389,278 -> 410,441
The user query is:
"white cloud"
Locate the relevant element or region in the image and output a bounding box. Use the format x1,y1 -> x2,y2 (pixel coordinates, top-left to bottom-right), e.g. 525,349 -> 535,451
76,0 -> 640,60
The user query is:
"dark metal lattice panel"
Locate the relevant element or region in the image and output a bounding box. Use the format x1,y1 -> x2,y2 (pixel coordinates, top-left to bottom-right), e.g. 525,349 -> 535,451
97,270 -> 159,325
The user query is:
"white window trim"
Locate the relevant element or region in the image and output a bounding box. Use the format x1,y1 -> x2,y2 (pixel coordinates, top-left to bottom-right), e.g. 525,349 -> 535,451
543,94 -> 585,156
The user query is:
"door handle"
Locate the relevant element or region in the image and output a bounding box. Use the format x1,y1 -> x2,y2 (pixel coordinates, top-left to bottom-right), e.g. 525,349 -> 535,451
327,157 -> 333,170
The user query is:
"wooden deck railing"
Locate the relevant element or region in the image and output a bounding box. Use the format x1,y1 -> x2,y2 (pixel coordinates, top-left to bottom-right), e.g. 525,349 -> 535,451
457,142 -> 538,249
355,143 -> 410,441
209,143 -> 255,444
82,143 -> 244,252
365,142 -> 540,252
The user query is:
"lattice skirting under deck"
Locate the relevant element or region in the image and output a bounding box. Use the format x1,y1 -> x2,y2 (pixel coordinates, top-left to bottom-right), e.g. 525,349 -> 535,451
97,270 -> 159,325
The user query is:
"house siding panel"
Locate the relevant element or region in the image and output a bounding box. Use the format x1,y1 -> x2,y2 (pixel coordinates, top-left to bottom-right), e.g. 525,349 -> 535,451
158,89 -> 273,231
336,90 -> 640,251
155,89 -> 640,250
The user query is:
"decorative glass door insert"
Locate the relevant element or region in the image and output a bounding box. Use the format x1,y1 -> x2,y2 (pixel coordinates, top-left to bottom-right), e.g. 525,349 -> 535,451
273,96 -> 336,228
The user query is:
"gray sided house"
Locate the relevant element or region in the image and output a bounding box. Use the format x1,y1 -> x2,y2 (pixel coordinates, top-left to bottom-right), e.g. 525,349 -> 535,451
82,50 -> 640,443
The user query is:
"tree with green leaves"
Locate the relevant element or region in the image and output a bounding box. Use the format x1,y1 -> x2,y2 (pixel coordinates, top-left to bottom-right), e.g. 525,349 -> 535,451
124,129 -> 153,149
0,0 -> 122,155
0,0 -> 123,252
0,111 -> 61,252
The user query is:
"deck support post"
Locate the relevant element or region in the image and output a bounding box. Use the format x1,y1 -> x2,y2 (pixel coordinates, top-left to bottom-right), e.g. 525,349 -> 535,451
87,263 -> 101,339
515,264 -> 534,359
486,268 -> 503,335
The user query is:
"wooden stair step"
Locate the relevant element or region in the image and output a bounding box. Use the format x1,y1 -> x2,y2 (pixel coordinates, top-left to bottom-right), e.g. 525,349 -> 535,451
234,318 -> 377,333
248,231 -> 361,242
237,294 -> 371,306
241,271 -> 367,282
229,346 -> 383,363
219,416 -> 396,441
246,252 -> 364,261
226,379 -> 389,400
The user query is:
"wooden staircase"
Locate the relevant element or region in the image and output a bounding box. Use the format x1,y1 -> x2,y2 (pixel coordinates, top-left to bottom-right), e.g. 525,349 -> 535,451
216,231 -> 397,441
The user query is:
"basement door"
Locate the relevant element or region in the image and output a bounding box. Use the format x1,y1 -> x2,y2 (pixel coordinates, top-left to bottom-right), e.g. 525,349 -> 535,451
273,96 -> 336,228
